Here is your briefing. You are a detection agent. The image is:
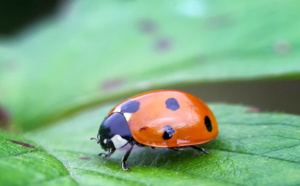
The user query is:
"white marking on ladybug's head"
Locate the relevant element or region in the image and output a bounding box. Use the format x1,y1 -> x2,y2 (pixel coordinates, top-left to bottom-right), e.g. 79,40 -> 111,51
111,135 -> 128,149
113,106 -> 121,113
103,139 -> 107,144
123,113 -> 132,121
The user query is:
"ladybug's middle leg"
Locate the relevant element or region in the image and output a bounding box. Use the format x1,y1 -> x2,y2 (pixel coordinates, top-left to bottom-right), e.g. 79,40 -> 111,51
122,141 -> 135,170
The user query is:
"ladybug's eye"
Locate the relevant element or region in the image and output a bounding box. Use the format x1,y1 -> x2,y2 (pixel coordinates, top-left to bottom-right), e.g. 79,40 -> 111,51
99,138 -> 113,151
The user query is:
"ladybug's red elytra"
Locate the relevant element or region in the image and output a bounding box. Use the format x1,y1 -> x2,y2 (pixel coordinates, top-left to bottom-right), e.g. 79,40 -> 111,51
91,90 -> 218,170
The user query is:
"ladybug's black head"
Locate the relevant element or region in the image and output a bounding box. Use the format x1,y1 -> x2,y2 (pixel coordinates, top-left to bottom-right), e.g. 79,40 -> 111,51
97,113 -> 133,151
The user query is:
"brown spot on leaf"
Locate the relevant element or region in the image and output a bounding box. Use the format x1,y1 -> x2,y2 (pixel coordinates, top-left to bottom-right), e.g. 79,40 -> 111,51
0,107 -> 10,128
247,107 -> 260,113
139,19 -> 157,34
102,79 -> 126,91
206,14 -> 232,30
2,60 -> 19,72
6,139 -> 36,148
80,157 -> 91,160
139,126 -> 149,131
273,40 -> 291,55
155,38 -> 172,52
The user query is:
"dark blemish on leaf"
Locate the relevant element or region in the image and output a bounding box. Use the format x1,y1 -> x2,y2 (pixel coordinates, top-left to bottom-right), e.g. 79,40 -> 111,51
102,79 -> 125,91
204,116 -> 212,132
139,126 -> 149,131
139,19 -> 157,34
162,125 -> 176,140
195,55 -> 207,64
136,81 -> 154,90
273,40 -> 291,55
121,100 -> 140,113
155,38 -> 172,52
165,98 -> 180,111
0,107 -> 10,129
206,14 -> 232,30
80,157 -> 91,160
6,139 -> 36,148
247,107 -> 260,113
2,60 -> 18,72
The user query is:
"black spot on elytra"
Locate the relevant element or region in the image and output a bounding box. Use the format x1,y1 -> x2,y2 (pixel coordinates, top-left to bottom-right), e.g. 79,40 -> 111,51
6,139 -> 36,148
204,116 -> 212,132
162,125 -> 176,140
165,98 -> 180,111
121,100 -> 140,113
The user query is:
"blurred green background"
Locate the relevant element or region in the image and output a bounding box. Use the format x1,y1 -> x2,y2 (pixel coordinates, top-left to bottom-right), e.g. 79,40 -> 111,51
0,1 -> 300,185
0,0 -> 299,131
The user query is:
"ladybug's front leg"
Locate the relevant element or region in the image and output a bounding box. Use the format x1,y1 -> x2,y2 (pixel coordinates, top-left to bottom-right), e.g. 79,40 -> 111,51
99,148 -> 116,159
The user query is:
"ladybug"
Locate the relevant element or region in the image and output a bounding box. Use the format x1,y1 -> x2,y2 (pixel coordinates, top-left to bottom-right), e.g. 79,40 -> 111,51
91,90 -> 218,170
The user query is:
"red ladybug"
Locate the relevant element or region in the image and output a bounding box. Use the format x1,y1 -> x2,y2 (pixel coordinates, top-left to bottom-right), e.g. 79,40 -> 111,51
91,90 -> 218,170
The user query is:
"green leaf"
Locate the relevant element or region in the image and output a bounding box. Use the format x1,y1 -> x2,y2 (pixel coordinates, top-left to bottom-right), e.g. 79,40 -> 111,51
26,104 -> 300,185
1,0 -> 300,131
0,131 -> 77,185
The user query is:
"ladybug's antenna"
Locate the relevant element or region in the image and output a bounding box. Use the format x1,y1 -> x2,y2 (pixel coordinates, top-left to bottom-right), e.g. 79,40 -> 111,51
90,137 -> 99,144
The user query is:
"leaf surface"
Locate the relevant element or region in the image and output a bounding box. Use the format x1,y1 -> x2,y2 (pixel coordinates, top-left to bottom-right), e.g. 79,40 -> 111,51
0,131 -> 77,185
26,104 -> 300,185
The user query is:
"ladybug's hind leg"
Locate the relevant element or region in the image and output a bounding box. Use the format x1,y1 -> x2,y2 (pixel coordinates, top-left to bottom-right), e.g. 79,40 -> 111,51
99,148 -> 116,159
191,146 -> 210,155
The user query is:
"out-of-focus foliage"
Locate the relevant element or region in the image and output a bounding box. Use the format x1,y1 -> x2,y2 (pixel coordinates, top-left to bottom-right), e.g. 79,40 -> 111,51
1,0 -> 300,131
26,104 -> 300,185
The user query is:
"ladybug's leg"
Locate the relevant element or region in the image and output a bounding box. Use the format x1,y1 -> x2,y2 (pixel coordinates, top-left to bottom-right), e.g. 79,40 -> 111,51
169,147 -> 186,151
169,147 -> 179,151
136,142 -> 145,147
99,148 -> 116,159
191,146 -> 210,155
122,142 -> 135,170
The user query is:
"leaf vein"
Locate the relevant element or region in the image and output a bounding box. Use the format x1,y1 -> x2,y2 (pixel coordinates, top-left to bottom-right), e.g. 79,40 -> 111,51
209,148 -> 300,163
73,168 -> 148,185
